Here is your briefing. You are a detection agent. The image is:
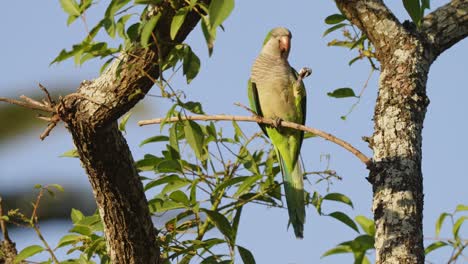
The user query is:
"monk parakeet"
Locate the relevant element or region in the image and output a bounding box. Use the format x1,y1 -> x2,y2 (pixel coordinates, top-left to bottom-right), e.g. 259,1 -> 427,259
248,27 -> 309,238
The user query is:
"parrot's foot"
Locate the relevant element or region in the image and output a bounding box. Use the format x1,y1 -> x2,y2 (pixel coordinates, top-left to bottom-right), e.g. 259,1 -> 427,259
273,117 -> 283,128
299,67 -> 312,78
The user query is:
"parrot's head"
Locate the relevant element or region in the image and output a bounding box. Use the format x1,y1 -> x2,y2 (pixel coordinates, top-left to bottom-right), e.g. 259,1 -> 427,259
261,27 -> 292,59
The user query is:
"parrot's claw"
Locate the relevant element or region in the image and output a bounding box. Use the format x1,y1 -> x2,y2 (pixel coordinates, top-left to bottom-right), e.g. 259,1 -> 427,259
273,117 -> 283,128
299,67 -> 312,79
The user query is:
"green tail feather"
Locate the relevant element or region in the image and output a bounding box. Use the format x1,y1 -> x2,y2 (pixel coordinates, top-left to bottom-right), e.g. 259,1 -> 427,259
277,149 -> 305,239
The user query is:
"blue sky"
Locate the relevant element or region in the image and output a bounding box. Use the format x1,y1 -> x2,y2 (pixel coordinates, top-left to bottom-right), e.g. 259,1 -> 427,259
1,1 -> 467,263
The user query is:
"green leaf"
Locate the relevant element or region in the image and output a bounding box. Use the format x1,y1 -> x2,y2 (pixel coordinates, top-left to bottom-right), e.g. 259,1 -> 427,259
425,241 -> 448,255
180,101 -> 204,114
232,120 -> 246,141
436,212 -> 449,236
57,234 -> 82,248
328,211 -> 359,233
202,209 -> 234,243
141,13 -> 161,47
103,17 -> 116,38
355,215 -> 375,236
15,245 -> 44,263
100,57 -> 114,74
238,245 -> 256,264
139,135 -> 169,147
169,190 -> 190,206
60,148 -> 79,158
161,176 -> 191,194
170,7 -> 189,40
201,16 -> 216,56
208,0 -> 235,29
105,0 -> 131,18
303,132 -> 317,139
327,87 -> 357,98
325,14 -> 346,24
214,176 -> 249,195
70,224 -> 92,236
348,56 -> 361,66
59,0 -> 81,17
322,245 -> 352,258
183,47 -> 201,84
403,0 -> 422,26
119,112 -> 132,132
149,198 -> 185,213
71,208 -> 85,223
136,154 -> 162,171
452,216 -> 467,238
127,22 -> 142,42
455,204 -> 468,212
421,0 -> 430,10
323,193 -> 354,208
234,175 -> 262,198
232,207 -> 243,242
49,184 -> 65,192
145,174 -> 180,191
322,23 -> 347,37
184,120 -> 205,160
135,0 -> 163,4
350,235 -> 374,251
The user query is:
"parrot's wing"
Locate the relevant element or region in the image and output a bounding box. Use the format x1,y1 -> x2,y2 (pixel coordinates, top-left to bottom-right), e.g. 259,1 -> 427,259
292,67 -> 307,156
248,78 -> 268,137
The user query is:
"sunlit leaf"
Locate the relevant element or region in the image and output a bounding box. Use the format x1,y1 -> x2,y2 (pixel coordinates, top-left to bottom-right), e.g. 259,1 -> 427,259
139,135 -> 169,147
141,13 -> 161,47
15,245 -> 44,263
455,204 -> 468,212
59,0 -> 81,17
323,193 -> 354,208
170,7 -> 189,40
436,212 -> 449,237
208,0 -> 234,29
57,234 -> 82,248
322,245 -> 352,258
119,112 -> 132,132
425,241 -> 448,255
355,215 -> 375,236
328,211 -> 359,233
452,216 -> 467,238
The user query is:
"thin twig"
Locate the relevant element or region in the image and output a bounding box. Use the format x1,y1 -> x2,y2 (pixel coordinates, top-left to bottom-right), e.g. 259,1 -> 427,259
0,97 -> 53,112
39,83 -> 54,105
138,114 -> 372,167
40,122 -> 58,141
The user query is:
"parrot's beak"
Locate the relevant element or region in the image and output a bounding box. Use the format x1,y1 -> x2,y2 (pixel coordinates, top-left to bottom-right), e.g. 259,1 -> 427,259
279,36 -> 291,57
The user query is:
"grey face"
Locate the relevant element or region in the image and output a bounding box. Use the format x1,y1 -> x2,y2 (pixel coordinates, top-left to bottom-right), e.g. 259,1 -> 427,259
262,27 -> 292,59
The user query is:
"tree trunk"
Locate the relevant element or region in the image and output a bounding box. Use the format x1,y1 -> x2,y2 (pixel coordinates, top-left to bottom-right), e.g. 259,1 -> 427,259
56,1 -> 210,263
335,0 -> 468,263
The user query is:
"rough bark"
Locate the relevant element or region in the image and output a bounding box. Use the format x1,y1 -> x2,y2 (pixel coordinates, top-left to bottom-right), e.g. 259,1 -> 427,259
57,1 -> 209,263
335,0 -> 468,263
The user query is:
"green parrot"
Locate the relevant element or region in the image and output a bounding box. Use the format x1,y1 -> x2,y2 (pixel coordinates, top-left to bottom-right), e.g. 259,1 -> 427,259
248,27 -> 308,238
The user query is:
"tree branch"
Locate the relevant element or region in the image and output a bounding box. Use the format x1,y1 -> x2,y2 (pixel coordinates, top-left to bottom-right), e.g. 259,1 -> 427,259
422,0 -> 468,57
138,114 -> 372,167
335,0 -> 406,62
